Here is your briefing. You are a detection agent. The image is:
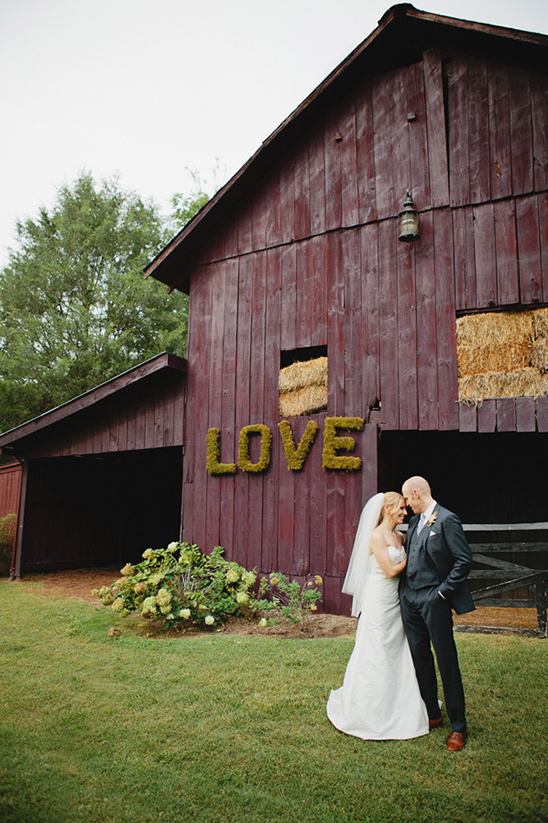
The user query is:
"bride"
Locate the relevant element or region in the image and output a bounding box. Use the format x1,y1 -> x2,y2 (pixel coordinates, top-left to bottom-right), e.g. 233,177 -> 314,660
327,492 -> 429,740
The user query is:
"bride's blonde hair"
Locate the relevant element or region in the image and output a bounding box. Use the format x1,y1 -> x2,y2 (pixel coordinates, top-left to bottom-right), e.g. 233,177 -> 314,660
376,491 -> 405,526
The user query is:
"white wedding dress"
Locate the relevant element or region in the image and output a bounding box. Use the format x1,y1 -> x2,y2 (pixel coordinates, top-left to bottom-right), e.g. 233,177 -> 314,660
327,545 -> 429,740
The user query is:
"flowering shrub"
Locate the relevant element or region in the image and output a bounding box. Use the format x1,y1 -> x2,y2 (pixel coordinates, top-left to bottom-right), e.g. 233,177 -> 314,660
0,513 -> 16,575
94,542 -> 259,629
257,573 -> 323,625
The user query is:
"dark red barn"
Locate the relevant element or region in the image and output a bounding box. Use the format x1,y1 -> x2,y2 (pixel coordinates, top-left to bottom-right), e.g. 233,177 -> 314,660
145,5 -> 548,613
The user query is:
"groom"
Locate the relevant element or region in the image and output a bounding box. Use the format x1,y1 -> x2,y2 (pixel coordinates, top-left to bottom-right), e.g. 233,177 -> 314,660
400,476 -> 475,752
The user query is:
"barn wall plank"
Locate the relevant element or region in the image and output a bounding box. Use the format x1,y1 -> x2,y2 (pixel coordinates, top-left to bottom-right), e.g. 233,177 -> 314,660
414,211 -> 438,430
422,48 -> 449,207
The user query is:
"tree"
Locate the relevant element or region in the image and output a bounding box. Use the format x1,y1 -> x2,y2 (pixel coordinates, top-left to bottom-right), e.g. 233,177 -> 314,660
0,173 -> 195,432
170,168 -> 213,231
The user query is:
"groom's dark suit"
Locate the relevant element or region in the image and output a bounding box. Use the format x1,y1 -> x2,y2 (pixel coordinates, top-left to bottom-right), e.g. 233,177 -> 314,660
399,504 -> 475,733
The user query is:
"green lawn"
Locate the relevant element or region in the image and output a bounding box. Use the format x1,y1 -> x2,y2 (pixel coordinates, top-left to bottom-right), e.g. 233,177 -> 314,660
0,579 -> 546,823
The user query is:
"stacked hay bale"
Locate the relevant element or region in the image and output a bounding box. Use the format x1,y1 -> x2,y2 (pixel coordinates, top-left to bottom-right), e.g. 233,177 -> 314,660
279,356 -> 328,417
457,307 -> 548,403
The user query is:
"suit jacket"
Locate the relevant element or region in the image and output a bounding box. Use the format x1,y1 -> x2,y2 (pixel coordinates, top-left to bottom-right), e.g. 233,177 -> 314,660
402,504 -> 475,615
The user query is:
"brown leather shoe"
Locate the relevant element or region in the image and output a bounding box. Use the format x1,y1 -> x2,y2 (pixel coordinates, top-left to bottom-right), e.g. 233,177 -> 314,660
429,717 -> 443,729
446,731 -> 467,751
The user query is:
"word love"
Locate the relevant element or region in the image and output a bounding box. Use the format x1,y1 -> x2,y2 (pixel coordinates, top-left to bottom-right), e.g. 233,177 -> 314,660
206,417 -> 364,476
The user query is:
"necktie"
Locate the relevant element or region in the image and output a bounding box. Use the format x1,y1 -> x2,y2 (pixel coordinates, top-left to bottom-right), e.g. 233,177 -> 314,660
418,513 -> 427,533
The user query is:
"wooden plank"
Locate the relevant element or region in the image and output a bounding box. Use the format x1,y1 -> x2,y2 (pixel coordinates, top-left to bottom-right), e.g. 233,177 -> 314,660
467,55 -> 490,204
326,475 -> 347,578
473,202 -> 497,308
327,232 -> 345,414
477,400 -> 496,432
360,223 -> 380,413
265,167 -> 282,248
311,234 -> 327,347
537,396 -> 548,432
324,108 -> 343,231
237,201 -> 253,256
219,259 -> 239,556
184,268 -> 212,548
277,245 -> 296,574
453,207 -> 476,311
458,403 -> 477,432
509,67 -> 534,196
516,195 -> 543,305
494,198 -> 519,306
251,182 -> 267,252
232,254 -> 253,565
309,411 -> 327,581
294,139 -> 311,241
446,54 -> 469,207
339,97 -> 359,229
342,228 -> 363,417
422,48 -> 449,207
247,252 -> 267,571
205,265 -> 226,550
355,76 -> 376,225
292,417 -> 311,577
262,247 -> 282,573
531,70 -> 548,192
309,129 -> 326,236
279,159 -> 295,244
396,239 -> 418,430
323,575 -> 343,616
496,398 -> 516,432
538,193 -> 548,303
515,397 -> 536,433
488,62 -> 512,200
414,211 -> 438,430
434,209 -> 458,430
280,244 -> 296,351
295,242 -> 314,350
377,220 -> 399,429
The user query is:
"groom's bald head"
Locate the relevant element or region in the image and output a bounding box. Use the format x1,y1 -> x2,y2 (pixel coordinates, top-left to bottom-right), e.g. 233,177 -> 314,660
401,476 -> 433,514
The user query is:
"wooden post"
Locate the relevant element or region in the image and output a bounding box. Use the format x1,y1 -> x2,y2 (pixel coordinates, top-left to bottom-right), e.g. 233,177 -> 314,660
535,576 -> 547,638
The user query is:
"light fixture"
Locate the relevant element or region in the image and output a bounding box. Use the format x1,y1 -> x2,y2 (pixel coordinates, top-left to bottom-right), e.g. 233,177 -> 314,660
398,190 -> 420,242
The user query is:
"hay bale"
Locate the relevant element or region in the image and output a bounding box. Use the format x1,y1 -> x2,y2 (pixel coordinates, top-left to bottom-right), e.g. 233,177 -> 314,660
279,356 -> 328,417
458,368 -> 548,403
279,384 -> 328,418
279,357 -> 328,393
456,308 -> 548,402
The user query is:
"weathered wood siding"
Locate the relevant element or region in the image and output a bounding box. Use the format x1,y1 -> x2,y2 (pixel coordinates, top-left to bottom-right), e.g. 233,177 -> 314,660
0,463 -> 21,519
180,49 -> 548,610
18,372 -> 185,460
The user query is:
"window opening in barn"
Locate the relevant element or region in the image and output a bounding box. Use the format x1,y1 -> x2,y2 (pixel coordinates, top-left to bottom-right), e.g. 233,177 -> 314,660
279,346 -> 328,417
456,307 -> 548,403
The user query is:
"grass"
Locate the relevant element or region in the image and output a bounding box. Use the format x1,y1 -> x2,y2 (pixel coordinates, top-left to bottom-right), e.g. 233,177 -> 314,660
0,579 -> 547,823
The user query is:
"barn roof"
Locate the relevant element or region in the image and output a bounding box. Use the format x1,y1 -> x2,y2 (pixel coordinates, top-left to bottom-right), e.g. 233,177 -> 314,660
0,352 -> 187,454
144,3 -> 548,294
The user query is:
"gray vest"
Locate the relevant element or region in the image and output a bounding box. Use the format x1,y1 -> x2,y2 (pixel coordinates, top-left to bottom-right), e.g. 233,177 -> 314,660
406,521 -> 440,590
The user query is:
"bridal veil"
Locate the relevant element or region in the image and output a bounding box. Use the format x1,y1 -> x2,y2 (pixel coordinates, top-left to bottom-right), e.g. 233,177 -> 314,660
342,492 -> 385,616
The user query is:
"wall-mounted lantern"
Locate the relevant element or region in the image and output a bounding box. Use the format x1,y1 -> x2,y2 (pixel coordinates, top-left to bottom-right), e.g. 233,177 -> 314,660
398,190 -> 420,242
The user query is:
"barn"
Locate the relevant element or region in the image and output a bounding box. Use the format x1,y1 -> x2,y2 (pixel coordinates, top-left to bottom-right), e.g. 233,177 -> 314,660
1,5 -> 547,616
144,4 -> 548,614
0,354 -> 186,576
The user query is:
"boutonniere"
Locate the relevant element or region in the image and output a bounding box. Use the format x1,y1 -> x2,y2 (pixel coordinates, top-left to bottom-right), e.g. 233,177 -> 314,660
427,512 -> 438,527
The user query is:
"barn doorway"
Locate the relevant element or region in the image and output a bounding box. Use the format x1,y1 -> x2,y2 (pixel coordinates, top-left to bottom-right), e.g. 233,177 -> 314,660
18,447 -> 183,573
378,430 -> 548,524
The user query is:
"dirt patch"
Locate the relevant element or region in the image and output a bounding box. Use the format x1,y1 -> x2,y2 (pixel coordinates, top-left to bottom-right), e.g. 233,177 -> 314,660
11,567 -> 541,638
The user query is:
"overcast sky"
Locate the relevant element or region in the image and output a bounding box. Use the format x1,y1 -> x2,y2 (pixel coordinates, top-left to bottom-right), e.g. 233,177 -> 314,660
1,0 -> 547,268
